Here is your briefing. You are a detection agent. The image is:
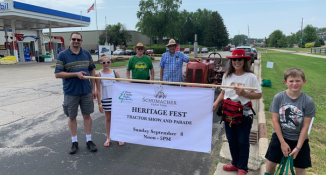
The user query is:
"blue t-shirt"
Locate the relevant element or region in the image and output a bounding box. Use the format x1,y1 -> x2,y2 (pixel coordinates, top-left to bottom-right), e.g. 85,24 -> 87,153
54,47 -> 96,95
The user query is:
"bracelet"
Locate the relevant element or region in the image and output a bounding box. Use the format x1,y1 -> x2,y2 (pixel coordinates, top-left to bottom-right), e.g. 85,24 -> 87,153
295,146 -> 301,151
98,104 -> 102,107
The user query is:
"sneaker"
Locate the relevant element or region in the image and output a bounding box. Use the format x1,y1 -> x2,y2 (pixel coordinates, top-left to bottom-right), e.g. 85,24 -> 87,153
238,169 -> 247,175
86,141 -> 97,152
69,142 -> 78,154
222,164 -> 238,171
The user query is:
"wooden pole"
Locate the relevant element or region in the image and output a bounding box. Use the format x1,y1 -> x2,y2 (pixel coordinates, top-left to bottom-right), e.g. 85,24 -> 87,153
84,76 -> 258,90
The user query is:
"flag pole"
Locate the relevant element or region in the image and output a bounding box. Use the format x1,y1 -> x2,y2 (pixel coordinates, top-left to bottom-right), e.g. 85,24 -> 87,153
95,0 -> 99,45
80,11 -> 82,35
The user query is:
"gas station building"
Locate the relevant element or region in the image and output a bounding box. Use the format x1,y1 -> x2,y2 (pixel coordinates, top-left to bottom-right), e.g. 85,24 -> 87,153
0,0 -> 90,63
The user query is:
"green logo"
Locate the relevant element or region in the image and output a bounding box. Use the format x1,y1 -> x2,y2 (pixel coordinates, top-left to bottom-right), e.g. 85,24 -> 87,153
118,91 -> 133,103
119,91 -> 125,103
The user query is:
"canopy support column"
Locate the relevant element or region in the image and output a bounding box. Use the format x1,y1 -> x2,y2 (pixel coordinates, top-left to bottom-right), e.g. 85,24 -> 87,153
11,19 -> 18,62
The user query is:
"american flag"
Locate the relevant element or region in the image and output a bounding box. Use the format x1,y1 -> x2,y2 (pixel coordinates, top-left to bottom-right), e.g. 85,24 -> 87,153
87,4 -> 94,13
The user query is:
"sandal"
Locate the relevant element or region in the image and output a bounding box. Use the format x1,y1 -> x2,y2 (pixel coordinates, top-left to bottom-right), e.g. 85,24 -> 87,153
104,140 -> 111,147
118,141 -> 124,146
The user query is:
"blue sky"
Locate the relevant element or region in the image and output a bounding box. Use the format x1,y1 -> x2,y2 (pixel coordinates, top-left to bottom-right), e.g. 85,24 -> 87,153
20,0 -> 325,39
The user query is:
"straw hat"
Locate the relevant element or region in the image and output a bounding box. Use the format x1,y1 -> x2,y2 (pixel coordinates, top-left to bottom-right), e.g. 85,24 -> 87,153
133,42 -> 146,51
166,39 -> 177,47
226,49 -> 252,61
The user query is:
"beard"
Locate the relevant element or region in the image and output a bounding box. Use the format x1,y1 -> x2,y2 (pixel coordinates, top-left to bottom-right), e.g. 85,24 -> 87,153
72,43 -> 80,48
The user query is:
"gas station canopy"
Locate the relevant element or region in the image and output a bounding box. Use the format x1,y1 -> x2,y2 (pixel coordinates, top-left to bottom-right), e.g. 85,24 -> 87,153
0,0 -> 90,30
0,0 -> 91,62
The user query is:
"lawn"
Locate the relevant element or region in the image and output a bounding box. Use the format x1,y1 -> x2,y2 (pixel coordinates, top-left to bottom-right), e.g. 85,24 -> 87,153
261,53 -> 326,174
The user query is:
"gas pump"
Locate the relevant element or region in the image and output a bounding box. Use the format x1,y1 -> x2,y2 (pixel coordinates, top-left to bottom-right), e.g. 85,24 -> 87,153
53,42 -> 63,59
23,42 -> 31,61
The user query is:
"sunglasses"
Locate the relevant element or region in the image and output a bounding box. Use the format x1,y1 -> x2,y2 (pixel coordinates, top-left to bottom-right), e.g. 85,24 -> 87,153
71,38 -> 82,42
232,58 -> 243,62
137,48 -> 144,50
102,61 -> 111,64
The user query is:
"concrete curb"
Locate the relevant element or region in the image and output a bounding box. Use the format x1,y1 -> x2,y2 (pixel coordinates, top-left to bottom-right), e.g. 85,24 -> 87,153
255,53 -> 268,175
214,53 -> 268,175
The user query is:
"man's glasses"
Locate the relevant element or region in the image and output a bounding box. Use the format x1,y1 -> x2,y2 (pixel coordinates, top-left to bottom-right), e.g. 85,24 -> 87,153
137,48 -> 144,50
102,61 -> 111,64
232,58 -> 243,62
71,38 -> 82,42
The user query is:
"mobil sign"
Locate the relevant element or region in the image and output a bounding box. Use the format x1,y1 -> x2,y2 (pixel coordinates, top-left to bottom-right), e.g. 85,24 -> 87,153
0,2 -> 9,10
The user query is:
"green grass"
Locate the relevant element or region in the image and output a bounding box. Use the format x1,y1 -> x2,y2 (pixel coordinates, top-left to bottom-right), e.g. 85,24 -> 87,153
94,60 -> 129,70
261,53 -> 326,174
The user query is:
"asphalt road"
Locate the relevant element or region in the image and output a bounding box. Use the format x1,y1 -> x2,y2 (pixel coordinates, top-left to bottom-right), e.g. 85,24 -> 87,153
0,51 -> 232,175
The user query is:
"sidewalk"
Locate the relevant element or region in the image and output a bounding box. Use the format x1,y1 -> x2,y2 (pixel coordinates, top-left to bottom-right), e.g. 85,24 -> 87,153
269,49 -> 326,59
213,55 -> 265,175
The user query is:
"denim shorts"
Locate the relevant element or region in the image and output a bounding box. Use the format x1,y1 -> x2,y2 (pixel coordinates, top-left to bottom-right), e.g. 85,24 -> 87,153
63,93 -> 94,119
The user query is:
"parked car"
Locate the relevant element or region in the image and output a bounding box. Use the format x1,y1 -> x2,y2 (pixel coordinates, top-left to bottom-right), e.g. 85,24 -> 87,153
201,47 -> 208,53
235,46 -> 256,63
125,49 -> 136,55
252,48 -> 258,59
191,48 -> 200,53
145,49 -> 156,55
230,47 -> 235,52
113,49 -> 125,55
184,48 -> 191,54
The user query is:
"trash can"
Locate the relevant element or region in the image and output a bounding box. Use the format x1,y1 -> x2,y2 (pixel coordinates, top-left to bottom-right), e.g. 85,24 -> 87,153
39,56 -> 44,62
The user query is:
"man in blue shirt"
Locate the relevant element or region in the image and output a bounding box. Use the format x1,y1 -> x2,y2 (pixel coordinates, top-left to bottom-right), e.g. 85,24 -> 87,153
159,39 -> 201,82
54,32 -> 97,154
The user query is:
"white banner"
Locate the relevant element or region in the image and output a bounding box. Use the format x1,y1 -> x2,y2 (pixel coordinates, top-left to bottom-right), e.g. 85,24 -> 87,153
111,82 -> 214,153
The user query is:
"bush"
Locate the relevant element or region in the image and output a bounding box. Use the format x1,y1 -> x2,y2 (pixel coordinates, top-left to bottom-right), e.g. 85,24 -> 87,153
126,46 -> 133,50
319,39 -> 325,46
314,39 -> 321,47
305,43 -> 314,48
152,46 -> 167,54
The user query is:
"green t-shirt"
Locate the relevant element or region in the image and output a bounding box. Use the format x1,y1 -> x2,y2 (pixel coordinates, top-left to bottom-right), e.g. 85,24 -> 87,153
127,55 -> 153,80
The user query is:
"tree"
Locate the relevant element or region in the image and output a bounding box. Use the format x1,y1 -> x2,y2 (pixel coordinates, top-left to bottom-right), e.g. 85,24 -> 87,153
203,11 -> 229,48
268,30 -> 284,47
99,23 -> 132,48
232,35 -> 248,46
277,34 -> 287,48
190,9 -> 212,45
320,39 -> 325,45
314,38 -> 321,47
286,33 -> 297,48
179,16 -> 195,44
136,0 -> 182,44
303,24 -> 317,43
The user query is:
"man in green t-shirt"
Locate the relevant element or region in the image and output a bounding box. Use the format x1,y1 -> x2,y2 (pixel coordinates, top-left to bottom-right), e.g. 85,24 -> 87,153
126,42 -> 154,81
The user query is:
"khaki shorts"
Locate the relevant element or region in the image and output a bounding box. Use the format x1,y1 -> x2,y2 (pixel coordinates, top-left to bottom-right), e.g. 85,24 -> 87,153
63,93 -> 94,119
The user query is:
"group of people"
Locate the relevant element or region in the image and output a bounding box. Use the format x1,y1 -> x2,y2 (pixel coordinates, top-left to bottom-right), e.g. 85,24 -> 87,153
54,33 -> 201,154
55,32 -> 315,175
212,49 -> 315,175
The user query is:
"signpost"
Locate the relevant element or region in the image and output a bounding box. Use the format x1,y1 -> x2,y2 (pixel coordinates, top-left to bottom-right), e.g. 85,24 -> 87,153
188,42 -> 191,51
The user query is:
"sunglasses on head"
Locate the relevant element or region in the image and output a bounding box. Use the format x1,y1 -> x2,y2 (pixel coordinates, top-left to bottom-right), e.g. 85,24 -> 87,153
232,58 -> 243,61
102,61 -> 111,64
71,38 -> 82,42
137,48 -> 144,50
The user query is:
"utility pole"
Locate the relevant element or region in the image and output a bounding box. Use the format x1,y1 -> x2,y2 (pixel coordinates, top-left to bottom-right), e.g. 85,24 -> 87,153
300,18 -> 303,47
238,30 -> 240,46
248,25 -> 250,46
